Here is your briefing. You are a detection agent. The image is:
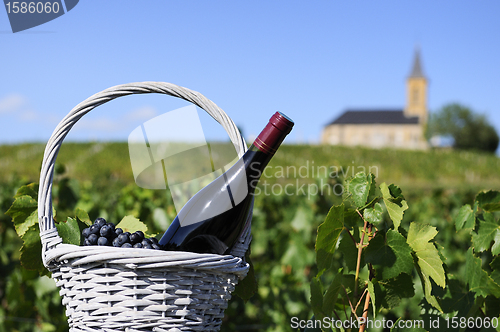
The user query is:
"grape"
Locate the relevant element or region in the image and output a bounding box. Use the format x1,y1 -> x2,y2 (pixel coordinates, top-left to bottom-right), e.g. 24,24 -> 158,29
100,224 -> 114,238
130,231 -> 144,244
117,233 -> 129,246
97,237 -> 109,246
82,227 -> 90,238
89,224 -> 101,235
112,237 -> 121,247
88,234 -> 98,245
94,218 -> 107,227
80,217 -> 162,250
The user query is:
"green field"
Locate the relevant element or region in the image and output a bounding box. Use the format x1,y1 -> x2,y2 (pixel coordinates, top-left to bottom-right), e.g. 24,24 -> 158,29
1,142 -> 499,332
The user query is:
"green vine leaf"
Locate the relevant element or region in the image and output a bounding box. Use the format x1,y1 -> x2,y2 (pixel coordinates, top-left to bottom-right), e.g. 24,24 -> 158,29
380,183 -> 408,231
338,228 -> 361,272
382,273 -> 415,308
440,278 -> 476,317
315,204 -> 344,274
310,276 -> 325,321
471,212 -> 500,254
407,222 -> 446,311
371,273 -> 415,312
417,268 -> 442,312
493,232 -> 500,256
407,223 -> 445,287
56,217 -> 85,246
367,280 -> 377,316
75,208 -> 92,226
343,172 -> 373,208
19,223 -> 49,276
476,190 -> 500,212
322,269 -> 344,317
14,183 -> 39,199
343,207 -> 362,229
490,256 -> 500,286
465,248 -> 500,298
116,215 -> 149,234
363,202 -> 384,227
6,195 -> 38,238
365,230 -> 413,280
454,203 -> 476,231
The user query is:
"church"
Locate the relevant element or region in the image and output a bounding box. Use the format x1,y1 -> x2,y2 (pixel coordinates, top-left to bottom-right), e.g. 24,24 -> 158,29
321,49 -> 429,149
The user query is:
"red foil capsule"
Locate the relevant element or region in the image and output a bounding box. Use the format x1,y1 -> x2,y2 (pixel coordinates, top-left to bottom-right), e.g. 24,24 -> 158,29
254,112 -> 294,154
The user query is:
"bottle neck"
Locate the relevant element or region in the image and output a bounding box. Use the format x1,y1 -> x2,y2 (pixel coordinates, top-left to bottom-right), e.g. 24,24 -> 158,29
238,111 -> 293,195
253,113 -> 293,155
242,144 -> 275,194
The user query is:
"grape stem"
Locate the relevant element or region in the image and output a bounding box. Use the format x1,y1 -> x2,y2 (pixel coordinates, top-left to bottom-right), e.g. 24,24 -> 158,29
354,209 -> 368,297
354,287 -> 368,314
342,284 -> 359,322
345,227 -> 358,246
359,223 -> 374,332
353,209 -> 376,332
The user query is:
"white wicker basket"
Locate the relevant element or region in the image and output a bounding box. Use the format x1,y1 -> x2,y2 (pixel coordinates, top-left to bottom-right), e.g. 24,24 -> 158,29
37,82 -> 252,332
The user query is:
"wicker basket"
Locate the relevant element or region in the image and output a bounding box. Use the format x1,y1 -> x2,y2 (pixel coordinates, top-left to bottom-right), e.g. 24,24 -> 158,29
37,82 -> 251,332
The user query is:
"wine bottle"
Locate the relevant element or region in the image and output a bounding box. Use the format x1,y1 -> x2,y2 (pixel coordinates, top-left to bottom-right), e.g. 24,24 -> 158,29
159,111 -> 294,255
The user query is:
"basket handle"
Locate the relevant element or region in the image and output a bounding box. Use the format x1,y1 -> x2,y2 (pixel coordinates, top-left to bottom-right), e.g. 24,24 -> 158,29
38,82 -> 248,256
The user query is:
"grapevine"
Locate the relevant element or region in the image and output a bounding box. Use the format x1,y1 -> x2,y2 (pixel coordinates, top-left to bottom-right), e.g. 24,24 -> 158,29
307,172 -> 500,332
3,165 -> 500,331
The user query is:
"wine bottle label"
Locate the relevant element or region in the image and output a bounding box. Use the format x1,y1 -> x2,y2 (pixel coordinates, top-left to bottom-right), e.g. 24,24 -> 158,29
177,158 -> 248,227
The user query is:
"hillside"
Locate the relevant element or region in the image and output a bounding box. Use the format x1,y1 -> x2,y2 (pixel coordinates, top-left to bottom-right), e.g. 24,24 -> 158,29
1,142 -> 499,196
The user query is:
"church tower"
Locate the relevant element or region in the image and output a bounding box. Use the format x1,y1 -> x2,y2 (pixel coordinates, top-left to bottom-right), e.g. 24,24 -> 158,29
405,48 -> 428,123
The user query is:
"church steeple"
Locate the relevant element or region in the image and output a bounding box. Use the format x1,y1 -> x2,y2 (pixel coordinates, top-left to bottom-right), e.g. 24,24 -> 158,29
405,47 -> 428,123
409,47 -> 425,78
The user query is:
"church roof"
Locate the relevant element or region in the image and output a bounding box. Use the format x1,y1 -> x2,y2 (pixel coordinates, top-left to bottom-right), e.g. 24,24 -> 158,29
327,109 -> 420,125
409,48 -> 425,78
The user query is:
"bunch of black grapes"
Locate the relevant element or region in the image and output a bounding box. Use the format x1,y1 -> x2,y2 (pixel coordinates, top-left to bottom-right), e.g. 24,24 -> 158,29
82,218 -> 161,249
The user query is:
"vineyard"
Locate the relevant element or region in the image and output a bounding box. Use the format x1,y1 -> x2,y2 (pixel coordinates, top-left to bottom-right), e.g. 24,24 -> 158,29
1,142 -> 500,332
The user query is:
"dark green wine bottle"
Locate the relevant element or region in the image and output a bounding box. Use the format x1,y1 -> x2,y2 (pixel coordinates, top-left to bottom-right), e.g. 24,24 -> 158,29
159,112 -> 294,254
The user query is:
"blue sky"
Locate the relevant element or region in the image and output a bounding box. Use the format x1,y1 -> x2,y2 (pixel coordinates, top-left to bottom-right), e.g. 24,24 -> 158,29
1,1 -> 499,146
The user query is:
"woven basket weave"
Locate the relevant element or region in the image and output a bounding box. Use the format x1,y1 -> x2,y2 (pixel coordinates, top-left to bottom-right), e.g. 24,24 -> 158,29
37,82 -> 251,332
